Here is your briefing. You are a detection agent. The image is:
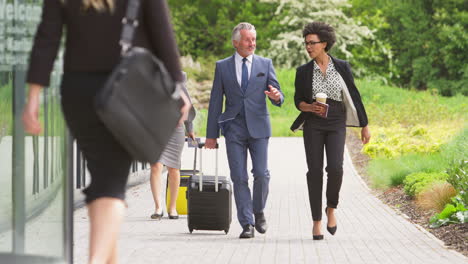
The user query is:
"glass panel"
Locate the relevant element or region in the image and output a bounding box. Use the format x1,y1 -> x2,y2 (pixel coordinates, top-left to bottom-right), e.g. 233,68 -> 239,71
0,71 -> 13,252
24,82 -> 66,257
0,0 -> 68,262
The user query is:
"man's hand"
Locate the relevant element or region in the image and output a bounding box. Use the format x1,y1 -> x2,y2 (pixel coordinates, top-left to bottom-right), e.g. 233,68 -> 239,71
22,84 -> 42,135
205,138 -> 217,149
264,85 -> 281,103
361,126 -> 371,144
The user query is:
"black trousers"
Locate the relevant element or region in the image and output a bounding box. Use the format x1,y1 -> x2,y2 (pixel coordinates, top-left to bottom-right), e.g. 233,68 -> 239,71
61,72 -> 133,204
303,100 -> 346,221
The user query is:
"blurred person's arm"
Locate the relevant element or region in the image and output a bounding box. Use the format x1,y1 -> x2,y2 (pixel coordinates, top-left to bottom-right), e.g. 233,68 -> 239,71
23,84 -> 43,135
24,0 -> 64,134
27,0 -> 64,87
144,0 -> 183,83
181,73 -> 196,136
143,0 -> 189,123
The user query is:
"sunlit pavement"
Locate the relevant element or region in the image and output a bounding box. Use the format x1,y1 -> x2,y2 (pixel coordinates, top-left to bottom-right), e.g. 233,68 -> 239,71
73,138 -> 467,264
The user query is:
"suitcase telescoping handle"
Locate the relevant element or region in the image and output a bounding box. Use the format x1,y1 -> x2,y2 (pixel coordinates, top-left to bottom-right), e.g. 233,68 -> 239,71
197,141 -> 219,192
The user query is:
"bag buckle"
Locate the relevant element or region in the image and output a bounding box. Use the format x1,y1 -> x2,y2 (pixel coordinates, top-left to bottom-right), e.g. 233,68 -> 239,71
119,41 -> 131,55
171,83 -> 182,100
122,17 -> 139,27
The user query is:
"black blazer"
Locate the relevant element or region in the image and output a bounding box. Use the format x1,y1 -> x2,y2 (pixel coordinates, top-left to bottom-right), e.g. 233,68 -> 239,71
27,0 -> 182,87
290,56 -> 368,131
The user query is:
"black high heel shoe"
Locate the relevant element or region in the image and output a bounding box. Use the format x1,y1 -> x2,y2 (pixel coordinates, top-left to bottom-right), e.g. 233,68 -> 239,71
150,211 -> 163,220
312,225 -> 323,240
313,234 -> 324,240
325,207 -> 337,235
168,214 -> 179,219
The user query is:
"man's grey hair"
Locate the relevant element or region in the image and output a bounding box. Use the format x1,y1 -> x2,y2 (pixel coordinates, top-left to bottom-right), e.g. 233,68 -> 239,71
231,22 -> 256,43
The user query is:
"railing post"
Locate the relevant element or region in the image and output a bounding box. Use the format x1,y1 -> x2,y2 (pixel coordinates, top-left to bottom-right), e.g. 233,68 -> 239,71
65,132 -> 74,263
33,135 -> 38,194
43,88 -> 49,189
12,66 -> 25,253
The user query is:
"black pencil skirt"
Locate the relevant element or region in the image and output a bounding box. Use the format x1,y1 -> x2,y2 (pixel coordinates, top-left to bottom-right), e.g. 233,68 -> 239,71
60,72 -> 133,204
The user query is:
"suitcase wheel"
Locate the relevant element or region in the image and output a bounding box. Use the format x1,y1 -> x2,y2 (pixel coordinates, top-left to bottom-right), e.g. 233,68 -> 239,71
224,229 -> 229,234
189,228 -> 193,234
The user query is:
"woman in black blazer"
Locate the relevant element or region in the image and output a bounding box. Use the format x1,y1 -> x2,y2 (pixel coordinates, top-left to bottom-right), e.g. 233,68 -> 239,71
22,0 -> 189,263
290,21 -> 371,240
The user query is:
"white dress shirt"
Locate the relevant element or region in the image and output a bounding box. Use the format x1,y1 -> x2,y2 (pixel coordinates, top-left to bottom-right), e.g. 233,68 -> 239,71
234,52 -> 252,87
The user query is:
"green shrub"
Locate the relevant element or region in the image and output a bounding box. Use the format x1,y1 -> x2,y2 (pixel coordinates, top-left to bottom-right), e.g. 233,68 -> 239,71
430,195 -> 468,228
367,127 -> 468,189
446,159 -> 468,205
403,172 -> 449,197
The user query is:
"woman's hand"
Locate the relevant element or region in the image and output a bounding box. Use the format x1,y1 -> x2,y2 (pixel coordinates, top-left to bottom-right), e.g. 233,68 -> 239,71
310,102 -> 326,115
22,84 -> 43,135
361,126 -> 371,144
299,101 -> 326,115
187,132 -> 195,140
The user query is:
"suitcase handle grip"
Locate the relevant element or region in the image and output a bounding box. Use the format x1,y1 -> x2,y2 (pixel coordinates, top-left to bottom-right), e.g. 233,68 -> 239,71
194,140 -> 219,192
197,142 -> 219,149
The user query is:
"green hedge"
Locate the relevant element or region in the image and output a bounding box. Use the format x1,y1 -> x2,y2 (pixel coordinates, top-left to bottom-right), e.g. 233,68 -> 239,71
403,172 -> 449,197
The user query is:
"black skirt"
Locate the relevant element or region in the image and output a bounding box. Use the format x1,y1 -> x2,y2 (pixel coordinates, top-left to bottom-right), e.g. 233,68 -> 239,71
60,72 -> 132,204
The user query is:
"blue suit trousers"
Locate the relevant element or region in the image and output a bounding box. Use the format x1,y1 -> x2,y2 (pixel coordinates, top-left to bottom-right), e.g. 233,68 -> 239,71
224,116 -> 270,227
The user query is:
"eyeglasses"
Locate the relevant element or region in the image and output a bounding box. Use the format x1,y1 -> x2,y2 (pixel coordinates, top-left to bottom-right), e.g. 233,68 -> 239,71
303,41 -> 324,47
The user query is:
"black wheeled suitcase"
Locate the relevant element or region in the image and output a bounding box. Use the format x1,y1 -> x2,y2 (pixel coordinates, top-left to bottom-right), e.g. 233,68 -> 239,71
187,142 -> 232,234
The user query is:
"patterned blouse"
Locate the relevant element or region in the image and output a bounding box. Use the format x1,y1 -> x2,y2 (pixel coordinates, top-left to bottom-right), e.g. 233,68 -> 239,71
312,56 -> 343,101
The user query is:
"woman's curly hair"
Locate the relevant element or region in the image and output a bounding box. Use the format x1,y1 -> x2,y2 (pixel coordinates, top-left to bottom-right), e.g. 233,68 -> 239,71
302,22 -> 336,52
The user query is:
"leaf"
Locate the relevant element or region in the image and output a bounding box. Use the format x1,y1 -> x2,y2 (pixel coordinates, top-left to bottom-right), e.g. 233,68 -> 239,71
438,204 -> 457,219
454,201 -> 467,212
429,214 -> 439,223
430,218 -> 450,228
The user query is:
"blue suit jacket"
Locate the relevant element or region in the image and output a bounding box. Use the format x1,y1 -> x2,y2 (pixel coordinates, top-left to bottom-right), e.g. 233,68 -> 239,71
206,54 -> 284,139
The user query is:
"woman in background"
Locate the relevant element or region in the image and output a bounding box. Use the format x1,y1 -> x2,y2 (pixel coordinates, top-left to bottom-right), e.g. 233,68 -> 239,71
150,71 -> 196,220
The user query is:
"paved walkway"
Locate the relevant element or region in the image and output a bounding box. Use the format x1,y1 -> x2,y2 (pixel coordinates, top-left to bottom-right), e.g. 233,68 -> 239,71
73,138 -> 467,264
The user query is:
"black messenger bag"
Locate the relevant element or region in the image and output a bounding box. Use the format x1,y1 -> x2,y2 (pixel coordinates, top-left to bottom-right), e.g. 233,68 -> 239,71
95,0 -> 181,164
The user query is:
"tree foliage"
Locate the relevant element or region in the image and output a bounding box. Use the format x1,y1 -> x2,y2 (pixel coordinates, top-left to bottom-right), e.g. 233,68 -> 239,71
167,0 -> 468,96
263,0 -> 380,76
168,0 -> 281,59
350,0 -> 468,95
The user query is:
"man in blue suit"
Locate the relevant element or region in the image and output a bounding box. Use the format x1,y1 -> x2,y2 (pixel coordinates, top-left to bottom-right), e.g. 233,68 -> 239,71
205,22 -> 284,239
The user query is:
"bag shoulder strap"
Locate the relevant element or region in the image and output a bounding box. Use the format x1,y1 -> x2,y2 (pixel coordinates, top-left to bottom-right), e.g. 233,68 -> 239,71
119,0 -> 142,54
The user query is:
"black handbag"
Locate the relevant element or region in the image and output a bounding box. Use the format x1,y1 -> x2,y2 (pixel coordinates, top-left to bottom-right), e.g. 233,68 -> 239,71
95,0 -> 181,164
